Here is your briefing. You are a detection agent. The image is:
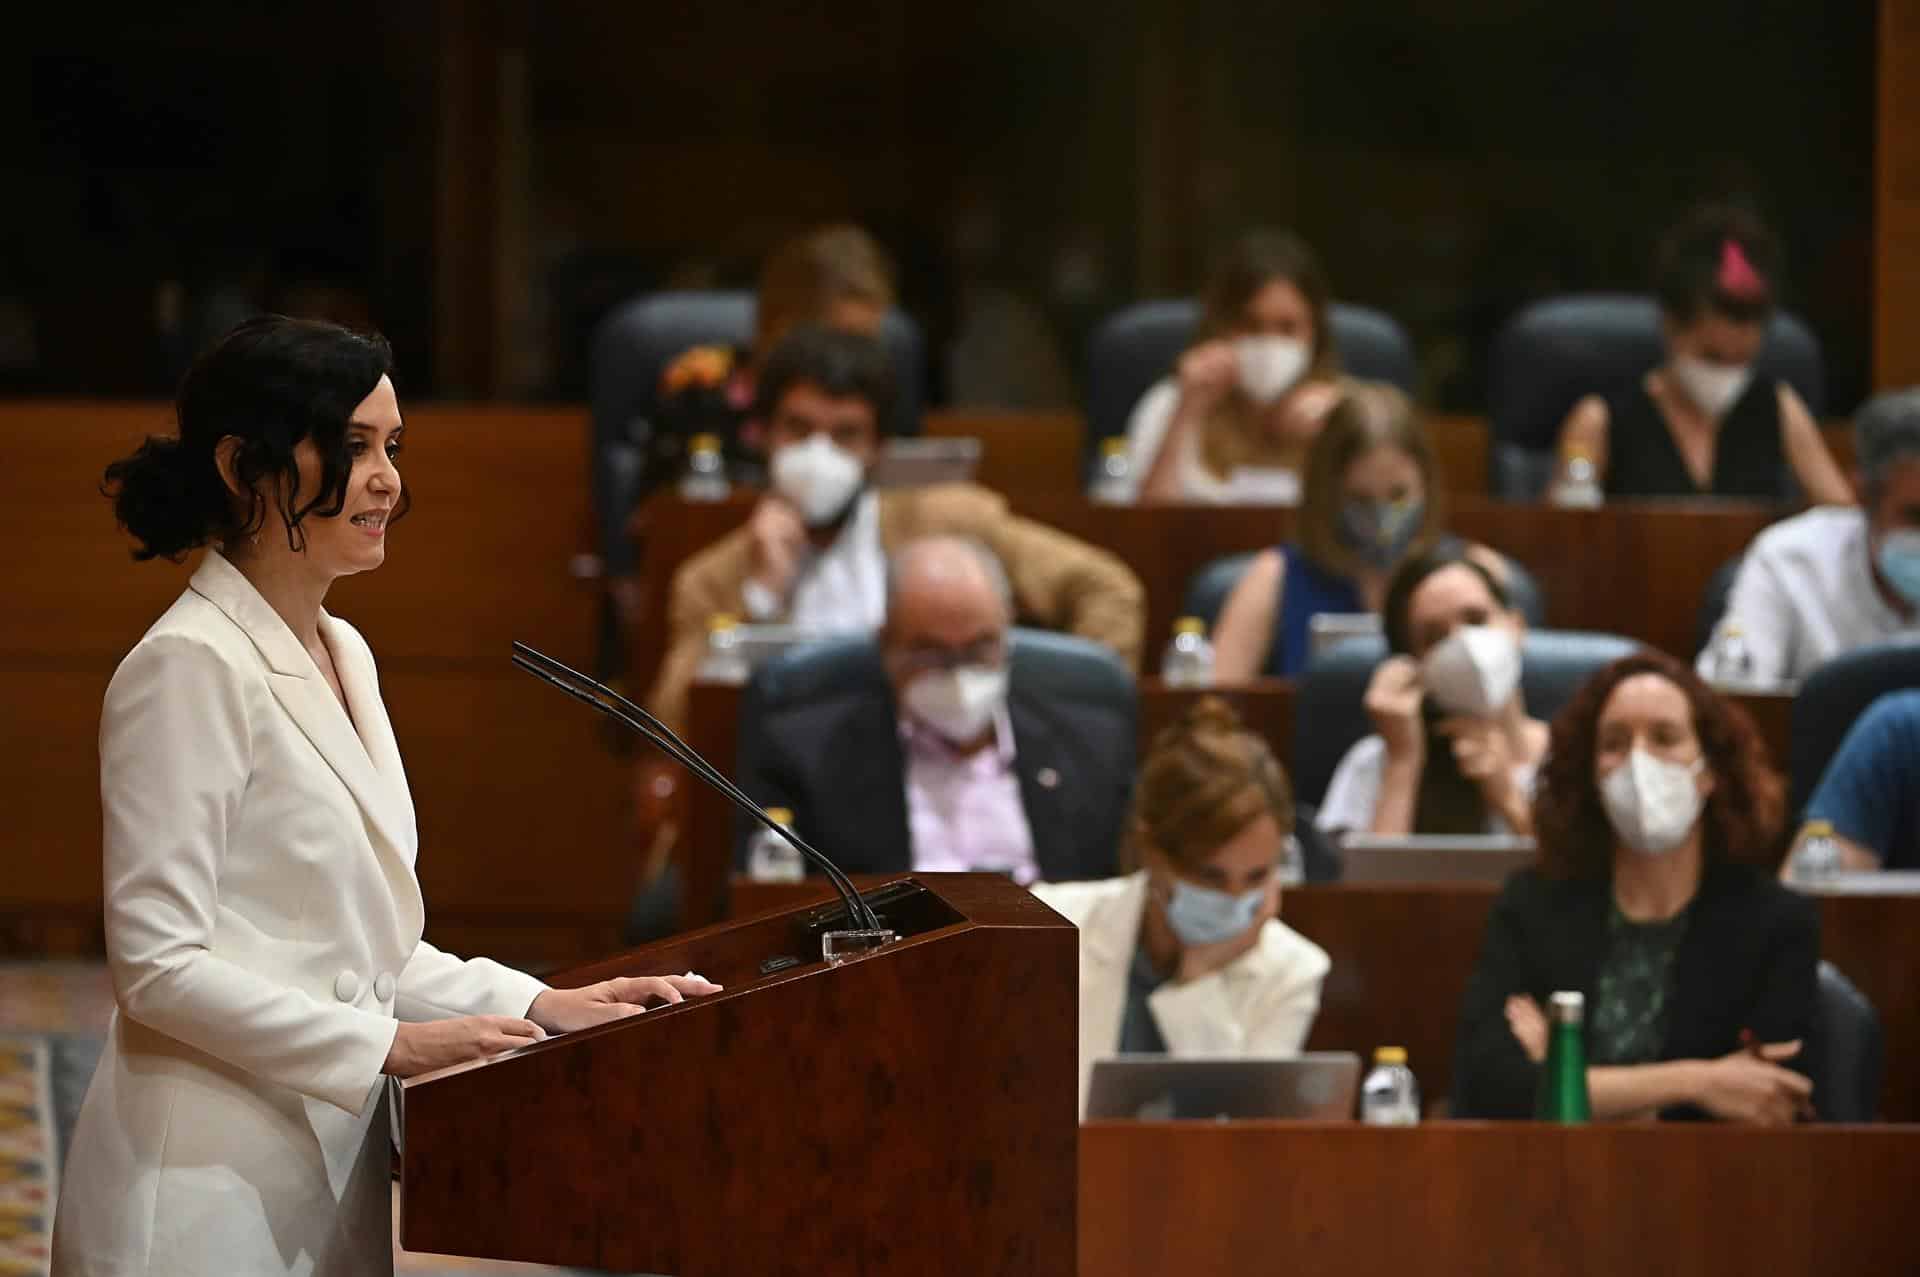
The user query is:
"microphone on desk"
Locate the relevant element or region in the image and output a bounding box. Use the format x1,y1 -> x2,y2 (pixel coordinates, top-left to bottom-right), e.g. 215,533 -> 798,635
510,641 -> 884,933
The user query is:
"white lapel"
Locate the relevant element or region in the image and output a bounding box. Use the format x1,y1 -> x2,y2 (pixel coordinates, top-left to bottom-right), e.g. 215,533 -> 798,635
188,553 -> 419,875
1079,872 -> 1150,1066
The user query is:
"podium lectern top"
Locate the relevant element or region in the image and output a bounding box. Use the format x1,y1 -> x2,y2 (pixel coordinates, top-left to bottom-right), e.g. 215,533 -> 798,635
400,873 -> 1078,1277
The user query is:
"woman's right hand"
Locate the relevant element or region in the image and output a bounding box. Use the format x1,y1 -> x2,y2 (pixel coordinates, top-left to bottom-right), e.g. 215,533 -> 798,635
1365,656 -> 1426,761
1174,340 -> 1240,416
383,1016 -> 548,1079
1693,1041 -> 1814,1125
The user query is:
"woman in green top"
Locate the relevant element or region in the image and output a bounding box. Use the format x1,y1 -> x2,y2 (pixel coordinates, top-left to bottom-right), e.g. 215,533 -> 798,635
1451,650 -> 1819,1123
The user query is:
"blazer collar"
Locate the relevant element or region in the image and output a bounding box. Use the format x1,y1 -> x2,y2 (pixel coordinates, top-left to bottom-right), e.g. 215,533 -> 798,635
189,552 -> 419,875
1080,871 -> 1149,972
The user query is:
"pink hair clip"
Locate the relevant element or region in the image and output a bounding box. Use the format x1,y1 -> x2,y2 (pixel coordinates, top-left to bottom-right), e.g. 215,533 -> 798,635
1718,239 -> 1765,299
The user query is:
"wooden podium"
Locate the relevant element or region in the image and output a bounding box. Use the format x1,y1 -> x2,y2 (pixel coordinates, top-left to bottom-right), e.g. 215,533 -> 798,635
397,873 -> 1078,1275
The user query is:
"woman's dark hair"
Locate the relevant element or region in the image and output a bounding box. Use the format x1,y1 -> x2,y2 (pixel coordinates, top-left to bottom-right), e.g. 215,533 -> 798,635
1196,228 -> 1338,379
750,322 -> 898,427
1534,650 -> 1786,878
1654,204 -> 1781,327
1382,546 -> 1512,658
1380,546 -> 1519,834
103,315 -> 399,561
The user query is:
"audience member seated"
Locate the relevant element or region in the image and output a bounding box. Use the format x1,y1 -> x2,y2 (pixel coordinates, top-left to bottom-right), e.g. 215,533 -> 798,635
1703,388 -> 1920,682
1788,689 -> 1920,872
1552,205 -> 1850,505
648,325 -> 1145,731
1452,651 -> 1819,1124
736,536 -> 1133,882
1031,697 -> 1332,1115
1118,229 -> 1343,504
1210,382 -> 1505,679
646,223 -> 895,498
1319,548 -> 1550,837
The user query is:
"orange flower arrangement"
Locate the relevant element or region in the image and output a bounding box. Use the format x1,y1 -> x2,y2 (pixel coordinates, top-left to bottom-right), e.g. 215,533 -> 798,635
660,345 -> 736,396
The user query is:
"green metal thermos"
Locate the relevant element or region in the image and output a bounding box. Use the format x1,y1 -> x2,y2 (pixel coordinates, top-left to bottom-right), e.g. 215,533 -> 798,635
1535,990 -> 1592,1123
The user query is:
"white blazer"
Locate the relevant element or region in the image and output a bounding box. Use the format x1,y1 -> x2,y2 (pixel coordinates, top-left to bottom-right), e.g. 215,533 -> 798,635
51,552 -> 548,1277
1030,872 -> 1331,1117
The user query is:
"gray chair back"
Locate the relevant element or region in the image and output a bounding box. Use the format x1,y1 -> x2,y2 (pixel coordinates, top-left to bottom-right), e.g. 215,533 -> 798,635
1291,630 -> 1637,808
1806,961 -> 1884,1123
1178,551 -> 1551,633
1487,294 -> 1825,500
588,290 -> 925,574
1692,554 -> 1746,660
745,627 -> 1134,727
1787,641 -> 1920,816
1082,299 -> 1419,476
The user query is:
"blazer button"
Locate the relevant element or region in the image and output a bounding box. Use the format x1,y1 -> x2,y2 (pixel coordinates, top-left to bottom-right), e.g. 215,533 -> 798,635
374,972 -> 396,1002
334,969 -> 362,1003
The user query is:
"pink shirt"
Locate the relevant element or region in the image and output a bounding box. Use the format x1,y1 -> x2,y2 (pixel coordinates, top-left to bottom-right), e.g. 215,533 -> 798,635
899,708 -> 1039,884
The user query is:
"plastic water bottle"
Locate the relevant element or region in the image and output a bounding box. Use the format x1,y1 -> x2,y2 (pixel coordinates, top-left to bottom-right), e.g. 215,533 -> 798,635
1088,438 -> 1133,504
1550,452 -> 1603,509
1279,833 -> 1306,886
1360,1046 -> 1420,1125
746,807 -> 805,883
1162,617 -> 1215,687
678,433 -> 731,502
1705,621 -> 1756,688
696,613 -> 750,683
1787,819 -> 1843,885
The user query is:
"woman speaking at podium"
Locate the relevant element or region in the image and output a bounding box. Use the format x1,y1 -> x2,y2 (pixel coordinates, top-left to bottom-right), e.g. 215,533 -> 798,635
52,317 -> 719,1277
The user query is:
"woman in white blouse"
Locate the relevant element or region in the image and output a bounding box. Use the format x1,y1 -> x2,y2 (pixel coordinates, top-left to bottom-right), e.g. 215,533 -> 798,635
1318,546 -> 1550,838
53,317 -> 719,1277
1118,228 -> 1345,505
1033,698 -> 1330,1115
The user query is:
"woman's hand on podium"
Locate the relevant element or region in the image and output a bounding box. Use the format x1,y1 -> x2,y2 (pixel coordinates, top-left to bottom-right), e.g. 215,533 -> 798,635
384,1016 -> 547,1077
526,973 -> 724,1034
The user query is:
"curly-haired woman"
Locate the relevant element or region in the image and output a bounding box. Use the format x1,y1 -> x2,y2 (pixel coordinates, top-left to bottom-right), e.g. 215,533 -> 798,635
1450,650 -> 1818,1123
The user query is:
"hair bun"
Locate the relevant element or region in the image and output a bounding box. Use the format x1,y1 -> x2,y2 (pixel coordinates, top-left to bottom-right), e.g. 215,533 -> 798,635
102,433 -> 222,562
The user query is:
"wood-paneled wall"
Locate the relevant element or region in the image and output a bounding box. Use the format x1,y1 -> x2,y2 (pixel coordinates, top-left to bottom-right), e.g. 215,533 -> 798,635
0,401 -> 632,969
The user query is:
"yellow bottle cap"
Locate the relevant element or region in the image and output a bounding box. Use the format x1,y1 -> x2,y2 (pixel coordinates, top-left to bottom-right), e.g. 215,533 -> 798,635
1373,1046 -> 1407,1065
1101,438 -> 1128,457
707,612 -> 739,632
690,433 -> 722,452
1173,617 -> 1207,636
764,807 -> 794,826
1803,819 -> 1834,837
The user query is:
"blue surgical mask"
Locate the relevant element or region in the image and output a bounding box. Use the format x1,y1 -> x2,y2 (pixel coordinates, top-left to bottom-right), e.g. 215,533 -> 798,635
1162,878 -> 1266,946
1339,498 -> 1425,570
1877,529 -> 1920,610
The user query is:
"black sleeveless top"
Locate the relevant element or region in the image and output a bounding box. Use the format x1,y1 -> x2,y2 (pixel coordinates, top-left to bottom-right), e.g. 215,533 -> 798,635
1601,377 -> 1786,501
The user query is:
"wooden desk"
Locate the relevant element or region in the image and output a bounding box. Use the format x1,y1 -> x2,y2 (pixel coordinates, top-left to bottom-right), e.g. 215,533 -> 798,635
630,496 -> 1786,704
1288,883 -> 1920,1124
1078,1122 -> 1920,1275
731,878 -> 1920,1123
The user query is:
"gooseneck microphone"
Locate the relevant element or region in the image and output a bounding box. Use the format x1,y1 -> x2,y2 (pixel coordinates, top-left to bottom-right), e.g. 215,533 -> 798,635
510,641 -> 884,933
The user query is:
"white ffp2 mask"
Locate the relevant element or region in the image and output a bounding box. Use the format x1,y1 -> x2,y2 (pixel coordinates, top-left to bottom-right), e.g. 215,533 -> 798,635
902,664 -> 1008,744
1421,625 -> 1522,719
1234,335 -> 1309,405
1669,355 -> 1752,420
1600,748 -> 1706,855
770,435 -> 866,526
